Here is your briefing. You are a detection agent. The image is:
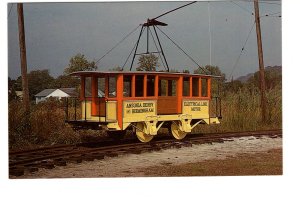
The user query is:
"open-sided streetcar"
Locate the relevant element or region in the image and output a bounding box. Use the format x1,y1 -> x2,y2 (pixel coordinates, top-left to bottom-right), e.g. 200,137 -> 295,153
65,71 -> 222,142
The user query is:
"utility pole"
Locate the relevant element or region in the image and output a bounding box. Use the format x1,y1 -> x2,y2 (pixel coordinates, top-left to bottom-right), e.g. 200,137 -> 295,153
254,0 -> 267,123
17,3 -> 30,114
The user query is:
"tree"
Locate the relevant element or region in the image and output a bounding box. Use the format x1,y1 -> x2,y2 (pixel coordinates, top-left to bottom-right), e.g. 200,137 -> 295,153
8,77 -> 18,101
247,66 -> 282,90
16,69 -> 54,100
194,65 -> 226,82
194,65 -> 226,97
64,53 -> 97,75
136,54 -> 159,71
110,66 -> 122,71
50,75 -> 80,89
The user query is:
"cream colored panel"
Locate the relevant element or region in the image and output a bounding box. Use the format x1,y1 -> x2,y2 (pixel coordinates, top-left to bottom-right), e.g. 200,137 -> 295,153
182,100 -> 209,118
123,100 -> 156,122
81,101 -> 92,120
106,101 -> 117,121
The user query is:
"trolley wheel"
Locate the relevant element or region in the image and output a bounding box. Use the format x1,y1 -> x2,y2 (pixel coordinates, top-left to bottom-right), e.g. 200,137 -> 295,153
136,122 -> 153,143
171,122 -> 187,140
107,130 -> 126,140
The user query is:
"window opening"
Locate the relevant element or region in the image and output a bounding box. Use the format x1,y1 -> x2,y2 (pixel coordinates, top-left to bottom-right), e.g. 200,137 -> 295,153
201,78 -> 208,97
123,75 -> 132,97
108,76 -> 116,97
183,77 -> 190,96
192,77 -> 199,97
84,77 -> 92,97
135,75 -> 144,97
147,76 -> 155,96
159,79 -> 167,96
97,77 -> 105,97
159,78 -> 176,96
168,80 -> 176,96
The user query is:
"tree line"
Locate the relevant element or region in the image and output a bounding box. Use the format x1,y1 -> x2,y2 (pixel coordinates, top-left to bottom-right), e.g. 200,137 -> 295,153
8,53 -> 282,101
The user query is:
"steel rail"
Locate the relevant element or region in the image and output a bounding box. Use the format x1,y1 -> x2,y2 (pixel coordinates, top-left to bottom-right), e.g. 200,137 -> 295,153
9,129 -> 282,176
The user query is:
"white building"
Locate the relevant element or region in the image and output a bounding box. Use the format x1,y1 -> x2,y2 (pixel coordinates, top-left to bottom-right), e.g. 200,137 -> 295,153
35,88 -> 78,104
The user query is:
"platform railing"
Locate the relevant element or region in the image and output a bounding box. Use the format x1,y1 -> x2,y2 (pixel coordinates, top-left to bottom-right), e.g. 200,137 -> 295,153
64,97 -> 81,122
212,96 -> 222,119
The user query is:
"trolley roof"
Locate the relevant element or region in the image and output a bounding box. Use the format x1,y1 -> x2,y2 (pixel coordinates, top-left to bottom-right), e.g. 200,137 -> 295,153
70,71 -> 221,78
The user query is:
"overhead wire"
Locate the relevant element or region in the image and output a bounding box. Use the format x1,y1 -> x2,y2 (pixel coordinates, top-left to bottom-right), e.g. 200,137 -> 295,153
95,24 -> 141,65
156,26 -> 207,74
261,11 -> 281,18
153,1 -> 197,20
231,1 -> 254,15
228,21 -> 256,79
121,27 -> 146,70
258,2 -> 281,6
149,28 -> 167,71
8,3 -> 14,17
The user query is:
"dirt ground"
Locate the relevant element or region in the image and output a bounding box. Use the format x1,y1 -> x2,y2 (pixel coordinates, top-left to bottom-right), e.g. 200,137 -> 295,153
15,136 -> 282,178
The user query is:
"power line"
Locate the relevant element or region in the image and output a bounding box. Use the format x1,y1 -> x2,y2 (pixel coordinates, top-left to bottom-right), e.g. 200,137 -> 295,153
261,11 -> 281,17
258,2 -> 281,6
8,3 -> 14,17
156,26 -> 207,74
153,1 -> 197,20
264,11 -> 281,16
231,1 -> 253,15
149,28 -> 167,71
122,27 -> 146,70
121,39 -> 139,71
228,21 -> 256,79
95,24 -> 141,65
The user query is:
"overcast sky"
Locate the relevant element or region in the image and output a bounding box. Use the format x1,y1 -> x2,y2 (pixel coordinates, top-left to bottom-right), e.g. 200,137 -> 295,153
7,1 -> 281,80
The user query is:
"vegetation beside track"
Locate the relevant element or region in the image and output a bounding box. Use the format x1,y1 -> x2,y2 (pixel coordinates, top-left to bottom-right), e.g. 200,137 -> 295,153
8,65 -> 282,151
194,84 -> 282,134
8,99 -> 107,150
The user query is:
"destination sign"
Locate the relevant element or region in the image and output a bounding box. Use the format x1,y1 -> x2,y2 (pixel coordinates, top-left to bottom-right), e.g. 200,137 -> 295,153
182,100 -> 209,114
123,101 -> 156,118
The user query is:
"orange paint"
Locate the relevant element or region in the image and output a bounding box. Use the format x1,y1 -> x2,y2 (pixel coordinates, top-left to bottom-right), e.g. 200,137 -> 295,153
177,76 -> 183,113
116,74 -> 123,129
131,75 -> 135,97
143,75 -> 147,97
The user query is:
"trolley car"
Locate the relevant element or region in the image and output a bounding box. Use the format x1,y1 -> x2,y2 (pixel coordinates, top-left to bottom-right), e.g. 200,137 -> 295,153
66,71 -> 221,142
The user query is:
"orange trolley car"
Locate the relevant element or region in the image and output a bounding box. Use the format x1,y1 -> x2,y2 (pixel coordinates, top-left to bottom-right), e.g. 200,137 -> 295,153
66,71 -> 221,142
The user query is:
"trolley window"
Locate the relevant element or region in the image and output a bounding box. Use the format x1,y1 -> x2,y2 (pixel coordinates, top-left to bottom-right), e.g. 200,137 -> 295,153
84,77 -> 92,97
192,77 -> 199,97
108,76 -> 116,97
135,75 -> 144,97
147,76 -> 155,96
183,77 -> 190,96
159,79 -> 167,96
201,78 -> 208,97
168,80 -> 176,96
123,75 -> 132,97
97,77 -> 105,97
159,79 -> 176,96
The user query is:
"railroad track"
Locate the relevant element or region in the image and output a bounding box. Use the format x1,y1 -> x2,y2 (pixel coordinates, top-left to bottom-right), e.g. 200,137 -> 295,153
9,129 -> 282,177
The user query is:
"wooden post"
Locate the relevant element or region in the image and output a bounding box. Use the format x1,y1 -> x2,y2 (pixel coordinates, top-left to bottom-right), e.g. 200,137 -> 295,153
17,3 -> 30,113
254,0 -> 267,123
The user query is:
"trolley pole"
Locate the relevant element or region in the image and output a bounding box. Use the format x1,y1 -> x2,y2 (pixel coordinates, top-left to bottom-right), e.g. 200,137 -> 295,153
17,3 -> 30,114
254,0 -> 267,123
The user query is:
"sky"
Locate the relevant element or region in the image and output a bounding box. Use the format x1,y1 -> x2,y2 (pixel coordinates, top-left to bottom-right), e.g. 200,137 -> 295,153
7,1 -> 281,80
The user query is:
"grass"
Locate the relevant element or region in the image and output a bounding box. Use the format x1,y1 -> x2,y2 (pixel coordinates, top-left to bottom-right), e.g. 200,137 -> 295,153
8,86 -> 282,151
194,85 -> 282,134
142,148 -> 282,176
